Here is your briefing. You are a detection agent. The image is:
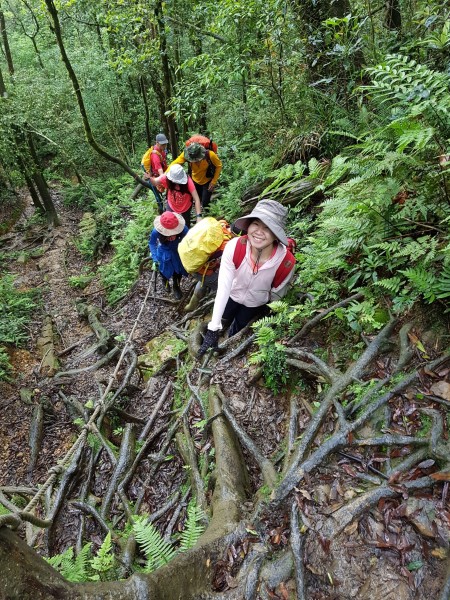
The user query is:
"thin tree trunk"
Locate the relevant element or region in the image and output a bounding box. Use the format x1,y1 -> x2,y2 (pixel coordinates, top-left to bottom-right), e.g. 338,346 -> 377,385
140,76 -> 152,147
43,0 -> 149,188
0,63 -> 6,97
18,157 -> 45,213
0,5 -> 14,75
26,130 -> 60,226
154,0 -> 178,156
385,0 -> 401,30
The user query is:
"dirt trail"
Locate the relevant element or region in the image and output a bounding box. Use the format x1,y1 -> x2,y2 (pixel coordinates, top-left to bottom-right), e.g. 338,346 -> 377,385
0,195 -> 449,599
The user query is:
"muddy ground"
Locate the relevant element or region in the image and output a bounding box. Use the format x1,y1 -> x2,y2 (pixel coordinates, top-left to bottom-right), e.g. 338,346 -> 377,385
0,193 -> 449,599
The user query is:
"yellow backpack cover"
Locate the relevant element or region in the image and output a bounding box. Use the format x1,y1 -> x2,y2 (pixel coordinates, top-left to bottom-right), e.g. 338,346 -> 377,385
178,217 -> 226,273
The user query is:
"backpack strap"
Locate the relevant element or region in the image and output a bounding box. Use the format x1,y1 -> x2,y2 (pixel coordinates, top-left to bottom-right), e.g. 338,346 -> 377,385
233,236 -> 295,288
272,250 -> 295,288
232,236 -> 248,269
152,148 -> 163,158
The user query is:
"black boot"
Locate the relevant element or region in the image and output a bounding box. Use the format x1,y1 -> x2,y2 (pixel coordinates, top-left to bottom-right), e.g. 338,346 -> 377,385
172,274 -> 182,300
160,275 -> 171,293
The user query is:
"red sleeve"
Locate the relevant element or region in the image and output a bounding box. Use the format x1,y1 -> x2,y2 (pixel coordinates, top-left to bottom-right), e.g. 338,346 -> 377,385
158,174 -> 169,189
151,153 -> 163,173
187,176 -> 196,194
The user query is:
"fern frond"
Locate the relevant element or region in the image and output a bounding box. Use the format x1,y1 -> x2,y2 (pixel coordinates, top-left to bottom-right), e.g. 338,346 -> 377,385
46,543 -> 92,583
374,276 -> 403,293
400,267 -> 437,302
90,532 -> 115,577
179,502 -> 207,552
133,516 -> 176,572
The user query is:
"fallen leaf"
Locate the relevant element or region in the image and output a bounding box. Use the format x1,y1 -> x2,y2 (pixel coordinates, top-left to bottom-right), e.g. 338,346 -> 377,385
344,520 -> 359,535
225,573 -> 239,589
298,488 -> 312,500
430,471 -> 450,481
417,459 -> 435,469
278,582 -> 289,599
430,381 -> 450,401
431,547 -> 448,559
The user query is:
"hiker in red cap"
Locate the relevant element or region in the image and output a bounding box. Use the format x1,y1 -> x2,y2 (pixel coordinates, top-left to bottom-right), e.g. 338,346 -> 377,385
198,200 -> 296,355
149,212 -> 188,300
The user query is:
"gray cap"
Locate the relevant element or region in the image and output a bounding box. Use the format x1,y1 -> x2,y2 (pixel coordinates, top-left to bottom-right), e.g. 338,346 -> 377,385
233,200 -> 289,246
155,133 -> 169,144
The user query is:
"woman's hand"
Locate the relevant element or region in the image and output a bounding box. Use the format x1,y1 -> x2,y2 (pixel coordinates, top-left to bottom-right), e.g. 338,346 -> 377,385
198,329 -> 219,356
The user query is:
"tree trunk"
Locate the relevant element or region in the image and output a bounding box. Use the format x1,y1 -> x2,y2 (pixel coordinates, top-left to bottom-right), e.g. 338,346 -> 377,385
385,0 -> 401,30
0,63 -> 6,97
154,0 -> 178,156
0,5 -> 14,75
26,131 -> 60,226
21,163 -> 45,213
140,76 -> 152,147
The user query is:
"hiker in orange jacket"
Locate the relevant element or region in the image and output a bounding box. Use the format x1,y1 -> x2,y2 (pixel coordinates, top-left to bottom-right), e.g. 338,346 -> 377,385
169,142 -> 222,211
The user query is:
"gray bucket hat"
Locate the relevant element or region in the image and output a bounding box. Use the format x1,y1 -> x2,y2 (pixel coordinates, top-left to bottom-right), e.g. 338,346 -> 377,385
184,142 -> 206,162
233,200 -> 289,246
155,133 -> 169,144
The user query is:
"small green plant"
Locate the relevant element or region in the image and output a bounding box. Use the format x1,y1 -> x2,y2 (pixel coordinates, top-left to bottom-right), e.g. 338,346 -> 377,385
99,198 -> 157,304
178,501 -> 206,551
46,534 -> 117,583
0,275 -> 39,347
90,532 -> 115,581
68,273 -> 94,289
0,347 -> 12,382
132,516 -> 177,572
46,543 -> 92,583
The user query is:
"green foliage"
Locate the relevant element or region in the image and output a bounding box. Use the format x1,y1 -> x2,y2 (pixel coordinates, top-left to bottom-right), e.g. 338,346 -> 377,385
0,347 -> 12,382
68,273 -> 94,289
90,532 -> 115,581
0,274 -> 39,347
45,543 -> 92,583
132,516 -> 177,572
178,501 -> 207,551
46,534 -> 117,583
99,197 -> 157,304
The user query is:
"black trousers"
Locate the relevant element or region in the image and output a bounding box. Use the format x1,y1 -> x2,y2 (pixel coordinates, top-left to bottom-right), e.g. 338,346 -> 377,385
194,182 -> 213,211
222,298 -> 270,336
166,203 -> 192,228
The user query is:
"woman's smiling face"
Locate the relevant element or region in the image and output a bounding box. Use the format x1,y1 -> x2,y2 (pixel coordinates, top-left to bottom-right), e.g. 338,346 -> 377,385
247,219 -> 276,249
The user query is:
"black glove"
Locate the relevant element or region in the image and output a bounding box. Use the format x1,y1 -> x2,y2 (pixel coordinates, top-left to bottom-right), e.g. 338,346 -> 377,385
198,329 -> 219,357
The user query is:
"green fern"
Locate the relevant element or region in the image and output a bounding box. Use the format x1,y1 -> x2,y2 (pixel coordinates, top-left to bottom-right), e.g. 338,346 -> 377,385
362,54 -> 450,110
179,501 -> 207,551
435,265 -> 450,300
400,267 -> 437,303
132,516 -> 177,572
46,543 -> 92,583
90,532 -> 115,580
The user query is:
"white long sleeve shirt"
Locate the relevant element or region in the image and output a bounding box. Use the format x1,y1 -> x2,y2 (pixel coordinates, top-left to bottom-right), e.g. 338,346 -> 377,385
208,237 -> 295,331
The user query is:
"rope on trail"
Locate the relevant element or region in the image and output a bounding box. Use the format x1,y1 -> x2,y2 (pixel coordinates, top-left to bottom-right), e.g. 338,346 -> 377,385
0,277 -> 154,530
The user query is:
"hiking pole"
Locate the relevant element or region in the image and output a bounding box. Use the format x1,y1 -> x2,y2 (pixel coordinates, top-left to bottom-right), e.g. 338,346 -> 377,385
152,261 -> 158,301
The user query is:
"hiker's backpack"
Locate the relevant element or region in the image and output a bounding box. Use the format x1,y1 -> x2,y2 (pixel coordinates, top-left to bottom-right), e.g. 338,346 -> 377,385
232,236 -> 296,288
178,218 -> 232,273
141,146 -> 165,175
185,135 -> 218,154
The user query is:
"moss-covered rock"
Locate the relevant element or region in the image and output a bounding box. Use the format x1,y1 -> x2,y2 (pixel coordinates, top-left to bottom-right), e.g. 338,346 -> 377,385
138,331 -> 187,381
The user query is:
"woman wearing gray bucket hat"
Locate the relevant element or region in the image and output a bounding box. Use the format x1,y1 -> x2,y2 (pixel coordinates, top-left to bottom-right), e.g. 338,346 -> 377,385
149,164 -> 202,228
198,199 -> 296,356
